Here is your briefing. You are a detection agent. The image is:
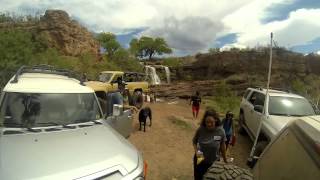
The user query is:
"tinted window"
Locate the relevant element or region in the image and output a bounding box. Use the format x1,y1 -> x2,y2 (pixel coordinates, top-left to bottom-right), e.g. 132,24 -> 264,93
268,96 -> 315,116
249,92 -> 265,106
0,92 -> 102,128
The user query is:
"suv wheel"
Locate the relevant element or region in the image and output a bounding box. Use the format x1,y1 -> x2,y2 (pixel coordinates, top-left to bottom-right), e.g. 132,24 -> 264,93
203,161 -> 253,180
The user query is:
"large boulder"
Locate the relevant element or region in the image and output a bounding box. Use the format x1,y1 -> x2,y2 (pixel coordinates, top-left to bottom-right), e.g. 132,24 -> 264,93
38,10 -> 99,56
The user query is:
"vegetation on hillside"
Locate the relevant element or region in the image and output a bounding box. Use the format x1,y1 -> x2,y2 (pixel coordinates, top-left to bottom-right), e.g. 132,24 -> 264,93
130,36 -> 172,60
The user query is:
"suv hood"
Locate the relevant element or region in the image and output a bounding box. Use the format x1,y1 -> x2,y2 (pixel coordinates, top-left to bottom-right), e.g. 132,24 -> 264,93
263,115 -> 298,137
0,125 -> 138,180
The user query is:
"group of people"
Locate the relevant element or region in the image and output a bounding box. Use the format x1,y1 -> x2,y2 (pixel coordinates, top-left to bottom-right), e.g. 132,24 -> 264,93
190,91 -> 236,180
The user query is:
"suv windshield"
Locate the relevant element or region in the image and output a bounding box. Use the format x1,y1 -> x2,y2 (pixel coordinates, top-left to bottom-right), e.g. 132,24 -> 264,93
0,92 -> 102,128
268,96 -> 315,116
98,73 -> 113,82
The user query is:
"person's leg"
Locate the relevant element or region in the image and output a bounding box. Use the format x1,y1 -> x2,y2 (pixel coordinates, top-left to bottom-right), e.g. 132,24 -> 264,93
193,155 -> 198,180
192,106 -> 196,119
195,160 -> 212,180
195,106 -> 200,118
225,134 -> 231,151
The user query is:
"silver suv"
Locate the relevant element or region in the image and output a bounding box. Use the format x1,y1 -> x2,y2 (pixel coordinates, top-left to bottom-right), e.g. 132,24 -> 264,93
0,66 -> 145,180
239,87 -> 316,155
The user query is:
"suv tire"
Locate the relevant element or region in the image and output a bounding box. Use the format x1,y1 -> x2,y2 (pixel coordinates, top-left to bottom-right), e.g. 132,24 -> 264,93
203,161 -> 253,180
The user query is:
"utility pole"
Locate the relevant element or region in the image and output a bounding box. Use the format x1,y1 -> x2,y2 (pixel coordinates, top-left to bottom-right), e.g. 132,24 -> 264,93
247,32 -> 273,167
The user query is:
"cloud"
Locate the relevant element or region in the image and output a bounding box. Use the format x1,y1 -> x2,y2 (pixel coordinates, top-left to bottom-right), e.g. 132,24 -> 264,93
1,0 -> 320,54
144,16 -> 224,53
262,0 -> 320,23
222,0 -> 320,51
0,0 -> 251,54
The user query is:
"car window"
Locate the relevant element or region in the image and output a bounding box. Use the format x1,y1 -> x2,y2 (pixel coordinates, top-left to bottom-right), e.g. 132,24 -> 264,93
98,73 -> 113,82
111,75 -> 123,83
105,92 -> 123,116
248,92 -> 265,106
268,96 -> 315,116
0,92 -> 102,127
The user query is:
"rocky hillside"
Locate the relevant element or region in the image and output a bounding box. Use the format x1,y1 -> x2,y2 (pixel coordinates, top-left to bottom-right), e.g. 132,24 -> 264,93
0,10 -> 99,56
170,49 -> 320,84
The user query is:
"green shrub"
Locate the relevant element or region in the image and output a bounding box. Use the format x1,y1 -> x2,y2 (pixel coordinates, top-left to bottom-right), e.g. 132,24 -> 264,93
162,57 -> 182,67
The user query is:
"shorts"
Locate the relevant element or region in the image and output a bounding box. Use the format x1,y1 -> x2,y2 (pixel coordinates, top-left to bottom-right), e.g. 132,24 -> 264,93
225,134 -> 232,146
192,105 -> 200,113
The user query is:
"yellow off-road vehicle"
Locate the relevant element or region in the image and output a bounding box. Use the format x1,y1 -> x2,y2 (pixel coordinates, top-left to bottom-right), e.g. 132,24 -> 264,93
85,71 -> 149,109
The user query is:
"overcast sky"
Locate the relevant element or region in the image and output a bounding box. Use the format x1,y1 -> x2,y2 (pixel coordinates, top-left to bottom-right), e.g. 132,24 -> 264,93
1,0 -> 320,56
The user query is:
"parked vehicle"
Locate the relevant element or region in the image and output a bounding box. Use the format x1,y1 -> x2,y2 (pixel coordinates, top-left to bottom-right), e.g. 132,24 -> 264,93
239,87 -> 316,155
0,65 -> 146,180
204,116 -> 320,180
86,71 -> 149,109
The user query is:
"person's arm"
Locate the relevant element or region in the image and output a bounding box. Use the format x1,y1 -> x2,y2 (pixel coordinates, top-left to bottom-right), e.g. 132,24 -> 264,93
220,141 -> 228,163
192,128 -> 200,154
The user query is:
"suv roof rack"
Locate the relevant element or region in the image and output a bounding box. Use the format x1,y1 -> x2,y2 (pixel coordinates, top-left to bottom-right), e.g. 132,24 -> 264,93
10,65 -> 85,85
254,86 -> 291,93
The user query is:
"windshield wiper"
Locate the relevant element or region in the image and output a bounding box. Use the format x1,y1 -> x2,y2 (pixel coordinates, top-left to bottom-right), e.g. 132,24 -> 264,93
35,122 -> 60,126
62,124 -> 76,129
91,120 -> 102,124
270,113 -> 290,116
2,122 -> 24,128
26,127 -> 41,133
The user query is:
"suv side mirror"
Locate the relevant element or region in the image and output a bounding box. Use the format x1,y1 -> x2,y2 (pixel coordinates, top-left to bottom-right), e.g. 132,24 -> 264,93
113,104 -> 123,116
254,105 -> 264,113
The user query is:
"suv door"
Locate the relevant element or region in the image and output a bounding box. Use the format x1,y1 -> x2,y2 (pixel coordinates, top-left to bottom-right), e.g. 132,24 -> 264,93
247,92 -> 265,137
105,91 -> 133,138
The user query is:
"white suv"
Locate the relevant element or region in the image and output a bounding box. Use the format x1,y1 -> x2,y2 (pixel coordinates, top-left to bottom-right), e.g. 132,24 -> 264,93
239,87 -> 316,155
0,65 -> 145,180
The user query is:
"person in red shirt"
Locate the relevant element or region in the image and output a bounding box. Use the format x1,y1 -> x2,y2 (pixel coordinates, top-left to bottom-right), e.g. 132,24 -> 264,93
190,91 -> 202,119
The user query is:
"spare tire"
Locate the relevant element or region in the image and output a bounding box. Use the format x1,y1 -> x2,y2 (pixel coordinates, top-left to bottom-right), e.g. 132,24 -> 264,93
132,91 -> 143,109
203,161 -> 253,180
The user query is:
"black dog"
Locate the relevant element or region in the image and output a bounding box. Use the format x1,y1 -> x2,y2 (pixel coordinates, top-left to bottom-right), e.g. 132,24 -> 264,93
138,107 -> 152,132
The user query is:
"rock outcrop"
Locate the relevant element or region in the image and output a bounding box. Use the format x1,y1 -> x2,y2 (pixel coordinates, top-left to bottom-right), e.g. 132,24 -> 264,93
38,10 -> 99,56
0,10 -> 99,56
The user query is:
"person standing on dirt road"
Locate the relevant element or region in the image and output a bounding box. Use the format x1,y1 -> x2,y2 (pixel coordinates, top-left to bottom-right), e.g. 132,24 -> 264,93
190,91 -> 201,119
222,111 -> 236,151
192,109 -> 228,180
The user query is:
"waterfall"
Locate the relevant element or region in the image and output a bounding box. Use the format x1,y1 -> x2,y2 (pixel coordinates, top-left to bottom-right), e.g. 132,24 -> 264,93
145,65 -> 161,85
162,66 -> 171,84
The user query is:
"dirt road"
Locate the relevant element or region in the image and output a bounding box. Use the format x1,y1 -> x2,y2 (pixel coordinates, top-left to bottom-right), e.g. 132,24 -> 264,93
128,100 -> 252,180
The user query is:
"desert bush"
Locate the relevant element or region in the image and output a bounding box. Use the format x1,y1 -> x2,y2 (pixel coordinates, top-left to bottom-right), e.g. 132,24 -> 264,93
162,57 -> 182,67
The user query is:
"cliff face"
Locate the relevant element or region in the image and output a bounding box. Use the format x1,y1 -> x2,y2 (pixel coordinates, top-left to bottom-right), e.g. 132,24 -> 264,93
171,49 -> 320,82
0,10 -> 99,56
37,10 -> 99,56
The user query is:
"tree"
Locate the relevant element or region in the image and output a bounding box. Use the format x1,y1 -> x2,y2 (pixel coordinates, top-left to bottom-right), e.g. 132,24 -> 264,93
129,36 -> 172,60
97,32 -> 121,58
208,48 -> 220,54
